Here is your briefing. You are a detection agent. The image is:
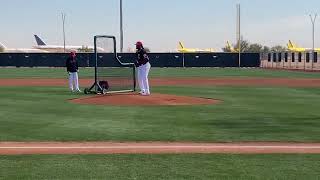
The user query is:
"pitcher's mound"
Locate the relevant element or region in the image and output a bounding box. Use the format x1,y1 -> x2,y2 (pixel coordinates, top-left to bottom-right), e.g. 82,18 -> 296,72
71,93 -> 219,106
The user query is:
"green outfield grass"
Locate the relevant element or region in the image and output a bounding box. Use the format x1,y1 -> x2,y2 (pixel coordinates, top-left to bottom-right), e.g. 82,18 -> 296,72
0,85 -> 320,142
1,154 -> 319,179
0,67 -> 320,78
1,68 -> 320,179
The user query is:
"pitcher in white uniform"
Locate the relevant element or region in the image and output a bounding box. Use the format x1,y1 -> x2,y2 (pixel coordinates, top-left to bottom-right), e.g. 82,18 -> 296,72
135,41 -> 151,96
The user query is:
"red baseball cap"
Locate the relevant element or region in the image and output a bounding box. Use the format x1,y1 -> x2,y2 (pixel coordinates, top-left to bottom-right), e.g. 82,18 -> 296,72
135,41 -> 143,46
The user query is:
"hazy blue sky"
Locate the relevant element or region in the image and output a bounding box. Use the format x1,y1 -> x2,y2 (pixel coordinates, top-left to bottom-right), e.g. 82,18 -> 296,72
1,0 -> 320,52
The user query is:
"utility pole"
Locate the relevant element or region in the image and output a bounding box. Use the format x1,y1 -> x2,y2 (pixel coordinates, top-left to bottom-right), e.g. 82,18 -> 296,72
120,0 -> 124,53
237,4 -> 241,67
310,14 -> 317,70
62,12 -> 66,53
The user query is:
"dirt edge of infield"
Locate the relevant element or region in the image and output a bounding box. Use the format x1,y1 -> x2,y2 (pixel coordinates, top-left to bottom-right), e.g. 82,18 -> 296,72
1,142 -> 320,155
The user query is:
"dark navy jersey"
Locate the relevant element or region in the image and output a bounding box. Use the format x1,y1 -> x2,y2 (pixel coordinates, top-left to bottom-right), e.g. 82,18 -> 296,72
66,57 -> 79,72
136,49 -> 149,66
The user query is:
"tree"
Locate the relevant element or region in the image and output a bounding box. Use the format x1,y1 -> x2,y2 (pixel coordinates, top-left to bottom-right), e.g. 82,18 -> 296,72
262,46 -> 271,53
221,39 -> 273,53
77,46 -> 94,53
144,47 -> 151,53
222,39 -> 250,53
0,46 -> 4,53
233,39 -> 250,52
247,43 -> 263,53
270,45 -> 286,52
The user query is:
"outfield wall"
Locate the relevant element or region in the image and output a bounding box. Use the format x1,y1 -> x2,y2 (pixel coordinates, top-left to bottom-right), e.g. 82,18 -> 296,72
0,53 -> 260,68
260,52 -> 320,71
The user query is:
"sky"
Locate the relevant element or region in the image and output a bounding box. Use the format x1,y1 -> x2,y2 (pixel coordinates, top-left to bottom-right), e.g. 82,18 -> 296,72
1,0 -> 320,52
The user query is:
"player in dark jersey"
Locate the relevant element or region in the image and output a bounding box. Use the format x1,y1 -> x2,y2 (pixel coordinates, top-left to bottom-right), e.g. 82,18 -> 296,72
135,41 -> 151,96
66,51 -> 81,92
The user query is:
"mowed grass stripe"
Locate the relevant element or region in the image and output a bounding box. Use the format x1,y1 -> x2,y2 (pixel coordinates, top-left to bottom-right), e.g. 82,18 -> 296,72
0,86 -> 319,142
0,67 -> 320,78
0,154 -> 319,180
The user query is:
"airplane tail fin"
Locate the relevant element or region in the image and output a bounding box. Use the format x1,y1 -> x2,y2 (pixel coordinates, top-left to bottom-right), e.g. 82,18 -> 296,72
287,43 -> 290,49
0,42 -> 7,51
34,35 -> 46,46
226,41 -> 232,49
178,41 -> 185,49
288,40 -> 296,48
226,41 -> 235,52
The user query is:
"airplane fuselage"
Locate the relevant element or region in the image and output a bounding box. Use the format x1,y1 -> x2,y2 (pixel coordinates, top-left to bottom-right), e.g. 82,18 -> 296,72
33,45 -> 95,53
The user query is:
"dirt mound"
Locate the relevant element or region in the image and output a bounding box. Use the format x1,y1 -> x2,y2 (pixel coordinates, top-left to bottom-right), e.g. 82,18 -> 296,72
70,93 -> 219,106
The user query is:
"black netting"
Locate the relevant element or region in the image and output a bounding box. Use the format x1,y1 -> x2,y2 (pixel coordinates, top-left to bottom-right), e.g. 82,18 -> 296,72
95,36 -> 135,93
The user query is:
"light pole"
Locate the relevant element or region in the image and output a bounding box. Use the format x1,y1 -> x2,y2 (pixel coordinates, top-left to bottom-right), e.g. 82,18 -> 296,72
310,14 -> 317,70
62,12 -> 66,53
236,4 -> 241,67
120,0 -> 124,53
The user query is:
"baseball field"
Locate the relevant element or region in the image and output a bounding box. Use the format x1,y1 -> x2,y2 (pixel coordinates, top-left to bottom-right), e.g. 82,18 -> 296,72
1,67 -> 320,179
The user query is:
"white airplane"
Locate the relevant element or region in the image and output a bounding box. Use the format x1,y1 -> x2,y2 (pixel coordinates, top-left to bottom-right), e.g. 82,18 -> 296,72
0,42 -> 48,53
33,35 -> 104,53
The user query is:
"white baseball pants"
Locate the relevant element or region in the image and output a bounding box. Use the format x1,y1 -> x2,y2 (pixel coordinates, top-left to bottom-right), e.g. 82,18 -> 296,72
138,62 -> 151,94
68,72 -> 80,91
